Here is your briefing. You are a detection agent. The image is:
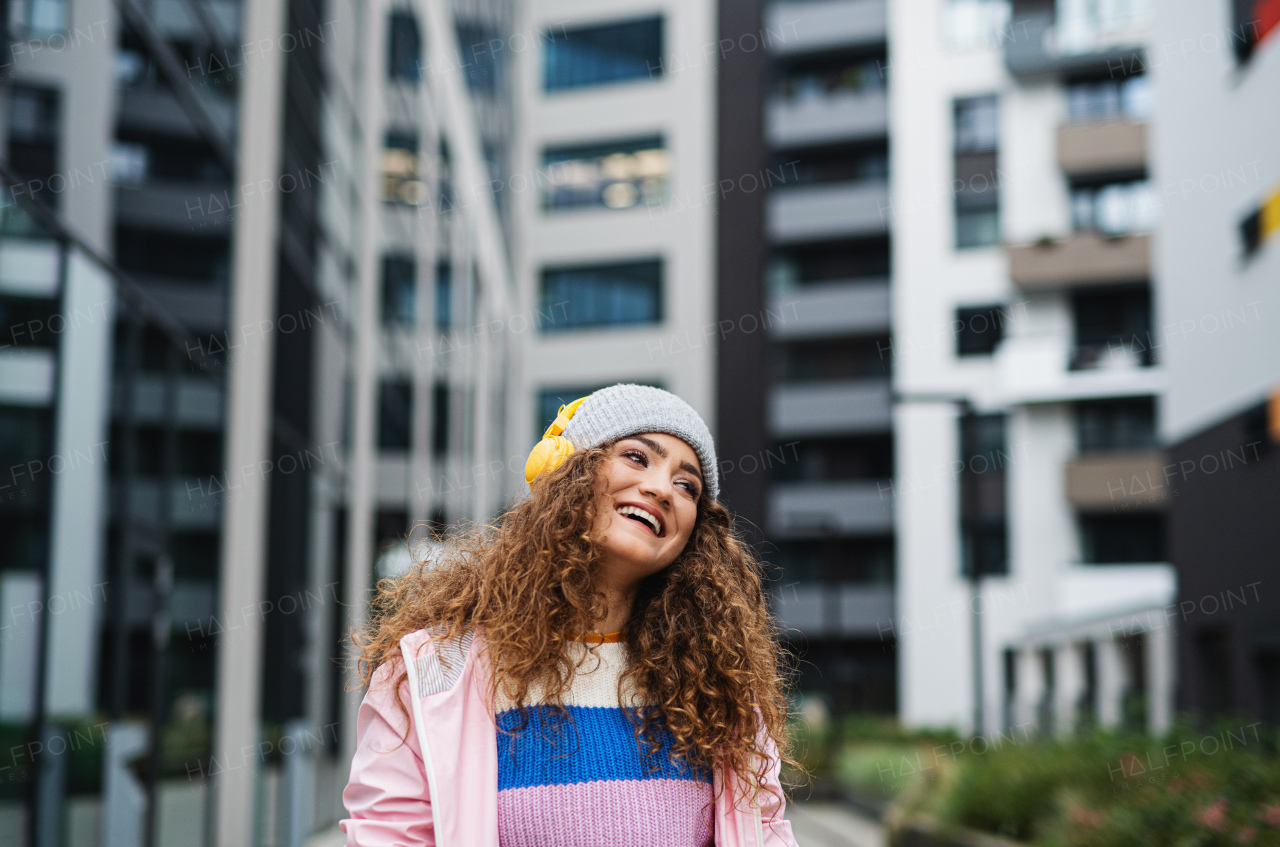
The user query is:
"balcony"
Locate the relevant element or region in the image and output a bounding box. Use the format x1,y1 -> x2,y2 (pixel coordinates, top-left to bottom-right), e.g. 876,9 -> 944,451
1007,231 -> 1149,290
1065,450 -> 1168,512
0,348 -> 55,405
767,180 -> 889,243
135,276 -> 228,333
1053,564 -> 1175,622
993,334 -> 1165,404
1004,10 -> 1145,80
115,376 -> 223,427
772,583 -> 894,637
768,480 -> 894,537
766,0 -> 886,56
769,377 -> 892,436
768,279 -> 889,341
766,89 -> 888,148
1058,120 -> 1147,177
115,182 -> 234,234
119,477 -> 222,530
0,239 -> 60,296
118,86 -> 237,138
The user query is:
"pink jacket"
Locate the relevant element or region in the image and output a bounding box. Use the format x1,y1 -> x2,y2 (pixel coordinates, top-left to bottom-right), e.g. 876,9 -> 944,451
340,626 -> 800,847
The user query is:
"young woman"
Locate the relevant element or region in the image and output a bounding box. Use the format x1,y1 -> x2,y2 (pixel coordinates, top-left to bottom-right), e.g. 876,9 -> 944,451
341,384 -> 799,847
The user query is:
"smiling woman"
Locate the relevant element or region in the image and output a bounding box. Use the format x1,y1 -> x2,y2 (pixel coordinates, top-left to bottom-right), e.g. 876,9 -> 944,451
341,384 -> 800,847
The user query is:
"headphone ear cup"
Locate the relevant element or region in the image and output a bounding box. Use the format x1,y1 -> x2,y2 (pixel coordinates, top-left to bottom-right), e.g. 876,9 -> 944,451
524,435 -> 576,488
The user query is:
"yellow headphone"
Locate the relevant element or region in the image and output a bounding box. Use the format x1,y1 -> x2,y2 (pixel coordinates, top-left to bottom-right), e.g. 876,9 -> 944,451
524,396 -> 589,488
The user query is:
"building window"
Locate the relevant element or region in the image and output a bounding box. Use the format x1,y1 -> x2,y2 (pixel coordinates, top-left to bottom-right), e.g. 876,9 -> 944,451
771,55 -> 886,101
955,305 -> 1006,356
960,413 -> 1008,576
771,336 -> 891,381
1239,181 -> 1280,260
1065,72 -> 1152,123
767,435 -> 893,482
768,537 -> 894,584
5,85 -> 59,232
1070,179 -> 1158,235
387,11 -> 422,82
1071,285 -> 1152,370
538,259 -> 662,332
7,0 -> 67,35
954,95 -> 1000,249
381,255 -> 416,327
766,239 -> 891,289
1075,397 -> 1156,451
382,131 -> 421,205
431,382 -> 449,457
1079,513 -> 1164,564
434,262 -> 452,331
540,136 -> 668,211
543,16 -> 663,91
780,145 -> 889,187
377,379 -> 413,451
456,23 -> 503,93
0,295 -> 59,348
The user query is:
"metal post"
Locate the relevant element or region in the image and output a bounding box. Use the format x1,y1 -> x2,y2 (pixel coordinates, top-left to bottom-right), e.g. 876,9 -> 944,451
144,342 -> 179,846
970,569 -> 984,736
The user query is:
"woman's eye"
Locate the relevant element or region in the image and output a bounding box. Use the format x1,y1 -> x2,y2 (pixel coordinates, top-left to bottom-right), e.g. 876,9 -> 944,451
623,450 -> 647,465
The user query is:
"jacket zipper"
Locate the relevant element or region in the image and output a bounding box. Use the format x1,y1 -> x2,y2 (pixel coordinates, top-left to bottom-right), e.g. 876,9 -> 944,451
401,642 -> 444,847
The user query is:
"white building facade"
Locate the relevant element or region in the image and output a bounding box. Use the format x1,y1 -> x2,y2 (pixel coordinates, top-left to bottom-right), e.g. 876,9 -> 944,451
891,0 -> 1176,736
511,0 -> 719,447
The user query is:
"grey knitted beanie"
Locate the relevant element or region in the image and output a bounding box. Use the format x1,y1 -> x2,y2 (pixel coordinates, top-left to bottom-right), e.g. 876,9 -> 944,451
560,384 -> 719,500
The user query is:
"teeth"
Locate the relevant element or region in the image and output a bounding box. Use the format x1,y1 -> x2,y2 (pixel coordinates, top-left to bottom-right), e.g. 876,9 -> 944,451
616,505 -> 660,535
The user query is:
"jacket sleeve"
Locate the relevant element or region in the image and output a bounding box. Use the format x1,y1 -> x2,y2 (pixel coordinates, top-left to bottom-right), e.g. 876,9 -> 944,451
340,660 -> 435,847
756,715 -> 800,847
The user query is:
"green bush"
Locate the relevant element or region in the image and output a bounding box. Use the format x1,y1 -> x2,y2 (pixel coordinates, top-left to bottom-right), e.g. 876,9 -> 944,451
897,719 -> 1280,846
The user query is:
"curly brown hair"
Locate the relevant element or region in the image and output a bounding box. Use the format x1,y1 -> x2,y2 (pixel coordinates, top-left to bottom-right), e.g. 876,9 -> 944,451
352,441 -> 797,808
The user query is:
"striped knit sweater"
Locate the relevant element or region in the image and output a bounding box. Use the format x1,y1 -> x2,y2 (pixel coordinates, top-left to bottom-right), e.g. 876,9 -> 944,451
494,633 -> 714,847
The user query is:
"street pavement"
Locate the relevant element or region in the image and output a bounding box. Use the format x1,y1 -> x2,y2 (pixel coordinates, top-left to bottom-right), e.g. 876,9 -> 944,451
787,801 -> 886,847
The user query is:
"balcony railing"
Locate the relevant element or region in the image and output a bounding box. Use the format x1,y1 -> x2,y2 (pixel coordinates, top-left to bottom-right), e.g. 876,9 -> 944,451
771,583 -> 895,637
767,479 -> 894,537
1057,119 -> 1147,177
1065,450 -> 1167,511
766,179 -> 890,243
767,278 -> 890,340
766,0 -> 887,56
769,377 -> 892,436
766,88 -> 888,148
1007,231 -> 1149,290
1004,9 -> 1146,79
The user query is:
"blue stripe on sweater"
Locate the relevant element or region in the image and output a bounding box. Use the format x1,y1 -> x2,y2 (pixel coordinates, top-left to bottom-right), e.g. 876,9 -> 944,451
495,704 -> 712,790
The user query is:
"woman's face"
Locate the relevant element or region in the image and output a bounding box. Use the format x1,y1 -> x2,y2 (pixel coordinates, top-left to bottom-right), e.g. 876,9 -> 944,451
593,432 -> 703,586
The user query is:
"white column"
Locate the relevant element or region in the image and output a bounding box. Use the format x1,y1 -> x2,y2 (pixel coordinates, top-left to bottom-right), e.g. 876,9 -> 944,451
44,255 -> 114,714
1015,647 -> 1044,731
342,0 -> 386,770
1096,637 -> 1125,728
211,0 -> 288,843
1054,642 -> 1086,736
1146,622 -> 1176,733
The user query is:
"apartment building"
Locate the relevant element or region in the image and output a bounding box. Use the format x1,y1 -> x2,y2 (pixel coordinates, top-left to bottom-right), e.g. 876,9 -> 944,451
1153,2 -> 1280,723
892,0 -> 1175,735
511,0 -> 718,451
717,0 -> 897,715
0,0 -> 517,844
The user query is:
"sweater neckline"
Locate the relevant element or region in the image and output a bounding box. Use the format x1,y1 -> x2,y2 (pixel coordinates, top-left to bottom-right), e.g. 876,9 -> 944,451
570,630 -> 624,644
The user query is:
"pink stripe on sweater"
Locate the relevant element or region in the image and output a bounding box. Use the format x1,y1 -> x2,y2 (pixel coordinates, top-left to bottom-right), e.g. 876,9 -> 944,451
497,777 -> 714,847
